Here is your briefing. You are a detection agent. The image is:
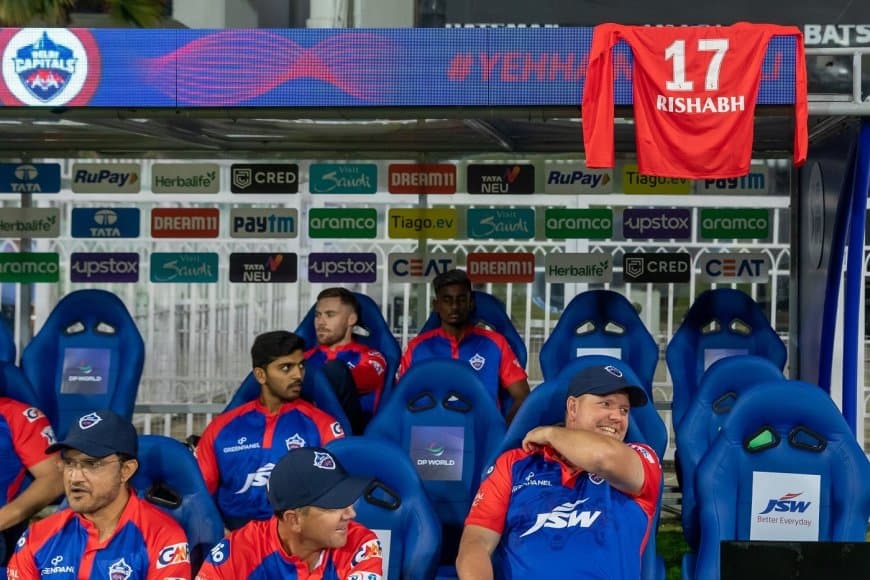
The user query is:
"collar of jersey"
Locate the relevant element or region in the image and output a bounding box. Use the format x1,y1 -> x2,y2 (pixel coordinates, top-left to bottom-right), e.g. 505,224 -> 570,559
541,445 -> 584,487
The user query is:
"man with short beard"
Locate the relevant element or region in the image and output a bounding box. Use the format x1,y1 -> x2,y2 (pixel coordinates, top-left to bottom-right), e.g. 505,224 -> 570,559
7,409 -> 191,579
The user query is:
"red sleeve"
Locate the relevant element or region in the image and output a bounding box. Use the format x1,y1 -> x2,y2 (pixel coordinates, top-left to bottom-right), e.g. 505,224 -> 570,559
6,528 -> 39,578
307,403 -> 346,443
144,507 -> 193,579
334,522 -> 384,578
396,340 -> 416,381
2,400 -> 58,468
493,336 -> 527,389
196,415 -> 224,495
626,443 -> 662,519
582,23 -> 620,169
348,348 -> 387,395
464,449 -> 524,534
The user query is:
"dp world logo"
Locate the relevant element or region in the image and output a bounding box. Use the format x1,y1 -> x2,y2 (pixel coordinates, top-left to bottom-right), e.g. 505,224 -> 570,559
0,29 -> 100,106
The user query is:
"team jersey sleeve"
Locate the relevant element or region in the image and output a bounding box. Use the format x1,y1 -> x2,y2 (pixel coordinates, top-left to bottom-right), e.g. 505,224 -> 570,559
194,538 -> 233,580
7,528 -> 39,579
310,406 -> 347,443
340,524 -> 384,579
7,403 -> 58,468
347,349 -> 387,395
494,339 -> 527,389
196,421 -> 221,495
582,23 -> 620,169
146,518 -> 193,579
626,443 -> 663,518
396,343 -> 414,381
463,450 -> 520,535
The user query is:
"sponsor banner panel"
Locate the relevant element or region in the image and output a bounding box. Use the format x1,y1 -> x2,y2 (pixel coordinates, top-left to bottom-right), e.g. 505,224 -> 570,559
543,162 -> 613,194
229,253 -> 298,283
545,253 -> 612,283
750,471 -> 821,541
152,163 -> 219,193
308,252 -> 377,283
309,163 -> 377,194
0,162 -> 61,193
467,164 -> 535,194
622,252 -> 691,283
150,252 -> 219,283
622,208 -> 691,239
229,208 -> 298,238
0,208 -> 60,237
230,163 -> 298,193
467,252 -> 535,283
700,208 -> 770,239
151,208 -> 220,238
71,208 -> 140,238
70,252 -> 139,283
696,169 -> 768,194
467,207 -> 535,239
698,252 -> 771,283
309,208 -> 378,238
71,163 -> 140,193
388,208 -> 457,239
388,253 -> 456,283
621,164 -> 692,194
388,163 -> 456,194
0,252 -> 59,282
544,208 -> 612,239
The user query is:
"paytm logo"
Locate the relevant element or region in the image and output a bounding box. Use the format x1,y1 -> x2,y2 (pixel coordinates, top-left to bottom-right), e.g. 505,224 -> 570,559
308,253 -> 377,283
388,253 -> 454,283
230,208 -> 298,238
71,163 -> 140,193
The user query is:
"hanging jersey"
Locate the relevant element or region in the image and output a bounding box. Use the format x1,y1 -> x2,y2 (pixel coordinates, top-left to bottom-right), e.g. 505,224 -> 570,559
196,399 -> 344,525
7,493 -> 191,579
583,22 -> 807,178
398,327 -> 527,406
0,398 -> 57,506
466,445 -> 661,579
195,518 -> 383,580
305,342 -> 388,413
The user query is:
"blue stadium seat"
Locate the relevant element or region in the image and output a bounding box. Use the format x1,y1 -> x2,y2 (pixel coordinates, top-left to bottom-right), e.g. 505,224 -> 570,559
675,355 -> 784,549
295,292 -> 401,410
539,290 -> 658,386
20,290 -> 145,439
327,437 -> 441,580
491,355 -> 666,580
687,380 -> 870,580
0,362 -> 40,409
0,321 -> 15,364
666,288 -> 786,431
132,435 -> 224,574
224,368 -> 352,435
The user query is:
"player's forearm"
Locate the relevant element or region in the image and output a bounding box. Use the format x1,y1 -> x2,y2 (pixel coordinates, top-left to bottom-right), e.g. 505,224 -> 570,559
456,542 -> 495,580
0,475 -> 63,531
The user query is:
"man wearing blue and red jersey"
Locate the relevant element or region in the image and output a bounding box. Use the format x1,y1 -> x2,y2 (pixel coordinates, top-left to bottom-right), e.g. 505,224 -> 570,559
0,398 -> 63,564
196,446 -> 383,580
457,365 -> 662,579
305,287 -> 388,434
398,269 -> 529,422
197,331 -> 345,530
8,409 -> 191,579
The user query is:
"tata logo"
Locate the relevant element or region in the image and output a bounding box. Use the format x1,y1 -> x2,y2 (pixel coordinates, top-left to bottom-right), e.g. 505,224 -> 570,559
0,29 -> 97,106
71,163 -> 140,193
308,252 -> 377,283
71,208 -> 140,238
758,492 -> 812,515
520,499 -> 602,537
0,163 -> 61,193
388,253 -> 454,283
236,463 -> 275,494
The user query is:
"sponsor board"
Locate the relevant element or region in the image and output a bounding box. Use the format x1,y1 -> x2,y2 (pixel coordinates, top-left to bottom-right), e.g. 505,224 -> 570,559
308,252 -> 377,283
467,164 -> 535,194
230,163 -> 298,193
545,253 -> 613,283
388,163 -> 456,193
388,253 -> 456,283
71,163 -> 140,193
467,207 -> 535,239
410,425 -> 465,481
0,208 -> 60,237
309,163 -> 377,194
696,170 -> 768,194
750,471 -> 820,541
150,253 -> 219,283
388,208 -> 457,239
0,252 -> 58,282
71,208 -> 140,238
229,253 -> 297,283
152,163 -> 219,193
622,252 -> 691,283
70,252 -> 139,283
544,162 -> 613,194
61,347 -> 110,395
0,162 -> 61,193
229,208 -> 298,238
309,208 -> 377,238
621,164 -> 692,194
700,208 -> 770,239
622,208 -> 691,239
544,208 -> 612,239
467,252 -> 535,283
151,208 -> 220,238
698,253 -> 771,283
804,24 -> 870,47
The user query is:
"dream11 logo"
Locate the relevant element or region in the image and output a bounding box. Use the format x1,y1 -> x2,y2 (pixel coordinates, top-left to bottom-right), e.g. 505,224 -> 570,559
0,29 -> 101,106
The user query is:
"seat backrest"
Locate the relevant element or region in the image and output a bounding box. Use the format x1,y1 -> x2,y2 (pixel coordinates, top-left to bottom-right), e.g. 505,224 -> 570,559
693,380 -> 870,580
666,288 -> 786,430
224,368 -> 352,435
0,321 -> 15,364
675,355 -> 785,549
364,358 -> 506,528
327,437 -> 441,580
295,292 -> 401,409
131,435 -> 224,573
0,362 -> 40,409
539,290 -> 659,386
20,290 -> 145,439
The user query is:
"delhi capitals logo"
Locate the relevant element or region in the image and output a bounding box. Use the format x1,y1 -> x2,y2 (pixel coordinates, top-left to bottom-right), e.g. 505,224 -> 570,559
1,29 -> 99,106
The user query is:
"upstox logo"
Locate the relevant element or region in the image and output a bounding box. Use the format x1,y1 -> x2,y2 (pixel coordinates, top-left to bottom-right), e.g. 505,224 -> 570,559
308,208 -> 377,238
388,208 -> 457,239
308,253 -> 377,283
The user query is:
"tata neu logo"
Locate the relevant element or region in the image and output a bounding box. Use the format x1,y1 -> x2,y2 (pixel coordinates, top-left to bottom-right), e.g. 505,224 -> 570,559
467,164 -> 535,194
308,253 -> 377,283
151,208 -> 219,238
231,163 -> 298,193
388,164 -> 456,194
467,252 -> 535,283
622,253 -> 691,283
229,253 -> 297,283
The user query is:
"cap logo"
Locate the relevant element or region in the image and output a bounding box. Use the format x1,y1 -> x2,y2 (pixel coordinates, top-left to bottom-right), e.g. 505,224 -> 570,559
78,412 -> 102,429
313,450 -> 336,470
603,365 -> 623,378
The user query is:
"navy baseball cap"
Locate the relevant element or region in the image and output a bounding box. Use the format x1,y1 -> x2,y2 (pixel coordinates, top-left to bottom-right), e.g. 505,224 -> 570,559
46,409 -> 138,458
268,447 -> 372,511
567,365 -> 648,407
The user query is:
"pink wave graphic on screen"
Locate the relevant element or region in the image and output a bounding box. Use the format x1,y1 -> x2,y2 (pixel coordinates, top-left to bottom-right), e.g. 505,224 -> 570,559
142,30 -> 397,105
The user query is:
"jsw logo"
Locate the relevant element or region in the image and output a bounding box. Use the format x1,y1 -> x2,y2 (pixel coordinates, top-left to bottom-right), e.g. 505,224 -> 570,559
235,463 -> 275,494
758,492 -> 812,514
520,499 -> 602,537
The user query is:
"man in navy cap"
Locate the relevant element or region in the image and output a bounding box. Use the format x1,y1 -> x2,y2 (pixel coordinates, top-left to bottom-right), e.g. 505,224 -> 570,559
457,364 -> 662,579
196,446 -> 383,579
8,409 -> 191,579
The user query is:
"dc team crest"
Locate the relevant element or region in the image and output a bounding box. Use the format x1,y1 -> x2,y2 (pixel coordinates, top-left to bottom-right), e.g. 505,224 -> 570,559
0,29 -> 100,106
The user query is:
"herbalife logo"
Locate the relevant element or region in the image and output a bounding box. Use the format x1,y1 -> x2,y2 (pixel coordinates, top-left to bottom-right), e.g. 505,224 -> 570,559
0,208 -> 60,237
152,163 -> 220,193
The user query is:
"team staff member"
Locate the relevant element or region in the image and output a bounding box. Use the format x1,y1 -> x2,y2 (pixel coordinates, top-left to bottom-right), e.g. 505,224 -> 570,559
8,409 -> 191,579
398,269 -> 529,422
195,446 -> 383,579
457,365 -> 661,579
0,397 -> 63,564
197,331 -> 345,530
304,287 -> 388,434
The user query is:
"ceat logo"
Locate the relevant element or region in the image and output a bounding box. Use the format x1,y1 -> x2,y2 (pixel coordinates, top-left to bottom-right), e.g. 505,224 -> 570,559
0,29 -> 100,106
758,492 -> 812,515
